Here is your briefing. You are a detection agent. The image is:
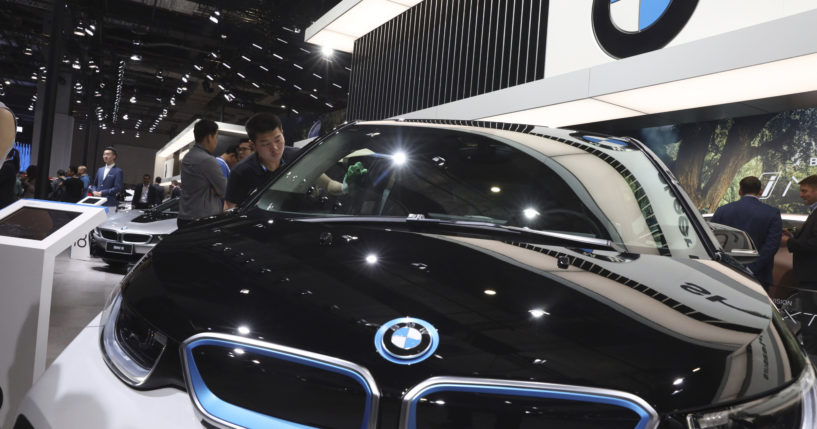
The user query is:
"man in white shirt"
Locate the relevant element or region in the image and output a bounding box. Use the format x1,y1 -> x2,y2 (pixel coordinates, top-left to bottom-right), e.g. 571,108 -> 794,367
133,174 -> 158,209
90,146 -> 124,207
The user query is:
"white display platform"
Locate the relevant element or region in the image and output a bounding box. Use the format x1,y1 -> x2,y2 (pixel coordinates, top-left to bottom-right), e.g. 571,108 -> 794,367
77,196 -> 107,206
0,199 -> 108,428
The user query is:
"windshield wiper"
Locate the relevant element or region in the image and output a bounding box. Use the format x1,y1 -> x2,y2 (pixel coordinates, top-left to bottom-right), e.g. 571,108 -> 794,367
292,214 -> 624,252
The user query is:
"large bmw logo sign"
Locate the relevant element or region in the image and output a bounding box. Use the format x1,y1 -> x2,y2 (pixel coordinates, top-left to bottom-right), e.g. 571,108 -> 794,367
374,317 -> 439,365
593,0 -> 698,59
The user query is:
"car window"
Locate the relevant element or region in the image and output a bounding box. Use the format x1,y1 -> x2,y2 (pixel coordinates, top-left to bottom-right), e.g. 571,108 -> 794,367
256,125 -> 709,258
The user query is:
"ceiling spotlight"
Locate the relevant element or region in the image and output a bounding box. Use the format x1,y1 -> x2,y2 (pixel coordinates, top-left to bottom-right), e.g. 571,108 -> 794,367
73,26 -> 85,37
122,114 -> 128,120
193,64 -> 203,71
220,34 -> 227,39
321,46 -> 334,58
24,48 -> 32,56
130,54 -> 142,61
84,27 -> 94,36
252,43 -> 262,50
129,96 -> 136,103
209,15 -> 219,24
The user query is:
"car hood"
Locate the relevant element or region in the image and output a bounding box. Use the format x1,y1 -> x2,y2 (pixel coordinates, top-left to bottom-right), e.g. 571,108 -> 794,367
99,209 -> 177,235
126,213 -> 804,416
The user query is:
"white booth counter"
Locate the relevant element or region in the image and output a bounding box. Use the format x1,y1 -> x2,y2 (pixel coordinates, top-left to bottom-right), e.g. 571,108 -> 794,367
0,199 -> 108,428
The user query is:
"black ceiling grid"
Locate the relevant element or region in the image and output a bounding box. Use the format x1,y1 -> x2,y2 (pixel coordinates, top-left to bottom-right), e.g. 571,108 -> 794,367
0,0 -> 351,143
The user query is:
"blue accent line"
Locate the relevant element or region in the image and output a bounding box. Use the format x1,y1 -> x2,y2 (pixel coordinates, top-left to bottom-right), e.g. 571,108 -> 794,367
185,338 -> 373,429
407,384 -> 650,429
640,0 -> 672,30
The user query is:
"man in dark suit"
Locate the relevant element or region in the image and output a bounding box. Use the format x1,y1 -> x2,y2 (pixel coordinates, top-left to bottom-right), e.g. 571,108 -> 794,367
132,173 -> 158,209
91,146 -> 124,207
783,175 -> 817,289
712,176 -> 782,289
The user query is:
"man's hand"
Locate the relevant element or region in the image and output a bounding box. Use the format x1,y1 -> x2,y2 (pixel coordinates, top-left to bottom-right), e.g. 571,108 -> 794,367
92,191 -> 102,197
342,162 -> 368,194
782,229 -> 793,246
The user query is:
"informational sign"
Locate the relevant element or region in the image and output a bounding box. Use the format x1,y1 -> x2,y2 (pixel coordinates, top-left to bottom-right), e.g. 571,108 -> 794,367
0,199 -> 107,428
546,1 -> 817,77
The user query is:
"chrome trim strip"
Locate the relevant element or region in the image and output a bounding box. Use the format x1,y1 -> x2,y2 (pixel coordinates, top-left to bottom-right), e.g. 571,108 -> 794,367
399,376 -> 659,429
181,332 -> 380,429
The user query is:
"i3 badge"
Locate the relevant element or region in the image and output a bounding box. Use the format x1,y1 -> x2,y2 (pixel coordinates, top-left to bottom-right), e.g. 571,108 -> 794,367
593,0 -> 698,59
375,317 -> 439,365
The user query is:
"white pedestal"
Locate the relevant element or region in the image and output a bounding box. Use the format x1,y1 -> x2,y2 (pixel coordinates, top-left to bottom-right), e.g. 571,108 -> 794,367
0,199 -> 107,428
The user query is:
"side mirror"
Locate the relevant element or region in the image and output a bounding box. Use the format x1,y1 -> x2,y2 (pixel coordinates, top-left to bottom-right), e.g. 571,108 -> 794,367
708,221 -> 759,265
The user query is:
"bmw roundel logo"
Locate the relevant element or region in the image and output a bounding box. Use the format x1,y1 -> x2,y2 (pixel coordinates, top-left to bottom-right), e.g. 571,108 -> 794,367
593,0 -> 698,59
374,317 -> 439,365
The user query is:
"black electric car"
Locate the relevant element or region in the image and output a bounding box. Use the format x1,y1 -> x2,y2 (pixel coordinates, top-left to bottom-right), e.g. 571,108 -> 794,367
17,120 -> 816,429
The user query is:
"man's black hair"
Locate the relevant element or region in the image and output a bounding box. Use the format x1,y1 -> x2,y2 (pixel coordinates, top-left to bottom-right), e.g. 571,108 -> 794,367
739,176 -> 762,195
224,142 -> 239,156
155,177 -> 162,183
104,146 -> 117,156
244,112 -> 282,142
194,119 -> 219,143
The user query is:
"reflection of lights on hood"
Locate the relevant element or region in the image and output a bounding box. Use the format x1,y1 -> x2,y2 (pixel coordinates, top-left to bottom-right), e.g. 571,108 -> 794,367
234,348 -> 245,355
490,186 -> 501,193
366,254 -> 378,264
529,308 -> 549,318
523,208 -> 540,219
237,326 -> 250,335
673,377 -> 684,386
484,289 -> 497,296
392,152 -> 407,165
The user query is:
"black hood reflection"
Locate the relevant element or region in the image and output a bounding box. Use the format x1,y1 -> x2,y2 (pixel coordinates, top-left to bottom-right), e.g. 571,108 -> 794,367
124,213 -> 804,421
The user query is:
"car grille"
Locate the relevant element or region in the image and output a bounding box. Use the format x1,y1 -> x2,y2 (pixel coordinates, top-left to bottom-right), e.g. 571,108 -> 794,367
122,233 -> 151,243
407,383 -> 645,429
182,334 -> 378,429
99,229 -> 152,243
179,335 -> 658,429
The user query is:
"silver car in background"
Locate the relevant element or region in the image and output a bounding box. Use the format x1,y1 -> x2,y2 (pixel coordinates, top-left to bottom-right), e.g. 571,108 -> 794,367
91,198 -> 179,267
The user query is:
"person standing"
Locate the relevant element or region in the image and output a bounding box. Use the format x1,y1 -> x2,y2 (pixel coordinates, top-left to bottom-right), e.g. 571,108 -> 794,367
236,138 -> 254,162
59,166 -> 85,203
133,174 -> 158,209
0,148 -> 20,208
224,113 -> 298,210
782,175 -> 817,289
177,119 -> 226,228
78,165 -> 90,196
170,179 -> 182,199
216,142 -> 239,179
153,177 -> 165,203
712,176 -> 782,289
91,146 -> 124,207
21,165 -> 37,198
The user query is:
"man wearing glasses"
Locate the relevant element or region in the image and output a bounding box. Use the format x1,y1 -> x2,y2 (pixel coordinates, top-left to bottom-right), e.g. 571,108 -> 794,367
236,138 -> 254,162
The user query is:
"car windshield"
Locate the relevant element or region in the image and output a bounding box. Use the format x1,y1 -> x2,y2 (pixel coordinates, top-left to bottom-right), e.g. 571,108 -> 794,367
151,198 -> 179,214
256,123 -> 709,258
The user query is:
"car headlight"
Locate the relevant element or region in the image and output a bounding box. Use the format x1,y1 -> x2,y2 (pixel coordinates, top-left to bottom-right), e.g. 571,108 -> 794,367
99,254 -> 167,387
687,363 -> 817,428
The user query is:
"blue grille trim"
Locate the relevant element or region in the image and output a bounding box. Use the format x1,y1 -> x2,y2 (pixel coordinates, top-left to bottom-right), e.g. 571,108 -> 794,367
183,335 -> 379,429
401,377 -> 658,429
